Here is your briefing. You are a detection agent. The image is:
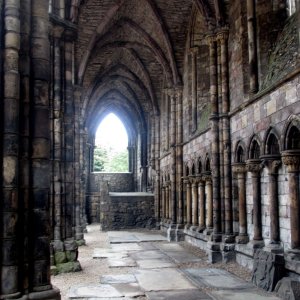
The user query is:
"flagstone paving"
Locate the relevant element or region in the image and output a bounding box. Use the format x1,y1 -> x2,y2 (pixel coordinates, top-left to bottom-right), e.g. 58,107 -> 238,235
66,228 -> 282,300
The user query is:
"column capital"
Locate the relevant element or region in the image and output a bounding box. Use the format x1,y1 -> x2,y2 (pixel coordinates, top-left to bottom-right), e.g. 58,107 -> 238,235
232,162 -> 247,174
206,34 -> 216,45
202,174 -> 212,183
216,28 -> 229,43
282,150 -> 300,172
189,47 -> 199,56
246,159 -> 263,174
260,155 -> 282,174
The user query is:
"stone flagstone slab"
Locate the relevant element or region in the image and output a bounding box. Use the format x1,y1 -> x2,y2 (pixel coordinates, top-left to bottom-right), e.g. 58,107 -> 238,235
146,289 -> 212,300
100,274 -> 137,284
166,251 -> 202,263
134,268 -> 197,291
130,250 -> 169,261
136,259 -> 175,269
107,231 -> 167,244
107,257 -> 136,267
156,243 -> 186,252
184,268 -> 252,290
68,284 -> 122,298
93,249 -> 127,259
209,289 -> 282,300
113,283 -> 145,297
110,243 -> 143,252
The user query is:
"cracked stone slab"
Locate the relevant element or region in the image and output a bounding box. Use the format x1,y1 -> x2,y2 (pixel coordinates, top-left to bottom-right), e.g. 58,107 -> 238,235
107,257 -> 136,268
136,259 -> 175,269
93,249 -> 127,259
184,268 -> 252,289
209,289 -> 282,300
68,284 -> 122,298
146,289 -> 212,300
130,250 -> 169,261
133,232 -> 168,242
139,242 -> 158,250
110,243 -> 143,252
166,251 -> 202,263
107,231 -> 167,244
134,268 -> 197,291
113,283 -> 145,297
100,274 -> 137,284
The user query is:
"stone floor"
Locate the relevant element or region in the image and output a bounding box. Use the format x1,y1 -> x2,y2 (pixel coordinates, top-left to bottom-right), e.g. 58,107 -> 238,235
52,225 -> 282,300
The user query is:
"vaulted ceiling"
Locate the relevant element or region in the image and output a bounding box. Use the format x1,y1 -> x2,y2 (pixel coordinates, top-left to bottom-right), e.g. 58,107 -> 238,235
70,0 -> 226,130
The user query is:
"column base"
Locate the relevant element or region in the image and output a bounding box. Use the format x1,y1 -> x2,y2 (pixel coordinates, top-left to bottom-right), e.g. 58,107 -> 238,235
264,242 -> 284,254
221,243 -> 236,263
223,234 -> 235,244
285,249 -> 300,275
207,241 -> 222,263
28,286 -> 61,299
235,234 -> 249,244
196,226 -> 206,233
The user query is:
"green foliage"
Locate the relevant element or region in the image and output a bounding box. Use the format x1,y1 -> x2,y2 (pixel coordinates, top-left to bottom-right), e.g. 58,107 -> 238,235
93,145 -> 128,172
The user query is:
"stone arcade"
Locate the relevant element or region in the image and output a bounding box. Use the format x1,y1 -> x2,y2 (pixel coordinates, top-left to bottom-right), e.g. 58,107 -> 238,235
1,0 -> 300,299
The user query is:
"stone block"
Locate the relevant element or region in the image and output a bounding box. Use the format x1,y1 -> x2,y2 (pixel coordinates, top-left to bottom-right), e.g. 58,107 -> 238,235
252,249 -> 285,291
56,261 -> 81,274
54,251 -> 67,264
275,277 -> 300,300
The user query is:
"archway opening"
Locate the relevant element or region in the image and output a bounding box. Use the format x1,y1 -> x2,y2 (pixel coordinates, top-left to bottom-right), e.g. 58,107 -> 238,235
94,113 -> 129,172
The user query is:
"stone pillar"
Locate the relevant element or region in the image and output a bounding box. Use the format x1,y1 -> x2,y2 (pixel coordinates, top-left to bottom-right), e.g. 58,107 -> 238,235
165,183 -> 170,220
208,34 -> 221,240
29,0 -> 60,297
169,90 -> 177,224
52,26 -> 64,242
246,159 -> 263,243
198,178 -> 206,232
176,88 -> 184,226
190,48 -> 198,133
262,156 -> 282,249
161,185 -> 166,220
1,0 -> 21,297
204,175 -> 213,232
155,114 -> 161,222
247,0 -> 258,93
192,178 -> 199,227
218,30 -> 233,240
232,163 -> 249,244
184,178 -> 192,226
282,151 -> 300,249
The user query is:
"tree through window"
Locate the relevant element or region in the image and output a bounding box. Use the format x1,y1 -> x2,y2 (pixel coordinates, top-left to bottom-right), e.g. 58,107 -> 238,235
94,113 -> 129,172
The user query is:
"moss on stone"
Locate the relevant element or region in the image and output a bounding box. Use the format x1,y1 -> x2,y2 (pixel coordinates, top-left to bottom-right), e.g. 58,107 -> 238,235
54,251 -> 67,264
56,261 -> 82,274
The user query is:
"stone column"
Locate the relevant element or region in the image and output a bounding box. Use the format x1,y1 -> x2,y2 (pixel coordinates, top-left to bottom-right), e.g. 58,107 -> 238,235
169,90 -> 177,224
190,48 -> 198,133
204,175 -> 213,232
1,0 -> 21,297
262,156 -> 282,248
155,114 -> 161,222
161,185 -> 166,220
218,30 -> 233,240
176,88 -> 184,225
52,26 -> 64,242
29,0 -> 60,297
232,163 -> 249,244
208,35 -> 221,240
247,0 -> 258,93
192,178 -> 199,227
282,151 -> 300,249
246,159 -> 263,242
198,178 -> 206,232
184,178 -> 192,226
165,183 -> 170,220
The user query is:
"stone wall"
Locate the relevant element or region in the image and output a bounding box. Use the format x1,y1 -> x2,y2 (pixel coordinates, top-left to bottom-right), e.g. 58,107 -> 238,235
100,192 -> 156,230
87,172 -> 134,222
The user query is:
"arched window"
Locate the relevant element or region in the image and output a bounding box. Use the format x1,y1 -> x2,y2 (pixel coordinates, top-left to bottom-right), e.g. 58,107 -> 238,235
93,113 -> 129,172
287,126 -> 300,149
185,164 -> 190,176
266,133 -> 280,155
236,146 -> 245,163
198,159 -> 202,174
287,0 -> 296,16
205,156 -> 211,172
249,139 -> 261,159
191,163 -> 196,175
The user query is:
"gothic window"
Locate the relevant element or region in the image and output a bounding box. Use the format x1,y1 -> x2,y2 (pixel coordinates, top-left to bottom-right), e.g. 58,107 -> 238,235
287,126 -> 300,149
191,163 -> 196,175
198,159 -> 202,174
236,146 -> 245,163
287,0 -> 296,16
250,140 -> 261,159
205,156 -> 211,172
185,165 -> 190,176
266,133 -> 280,155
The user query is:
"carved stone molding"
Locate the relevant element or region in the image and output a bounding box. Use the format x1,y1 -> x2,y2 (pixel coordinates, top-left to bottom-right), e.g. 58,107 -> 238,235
282,150 -> 300,173
246,159 -> 263,173
232,162 -> 247,174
